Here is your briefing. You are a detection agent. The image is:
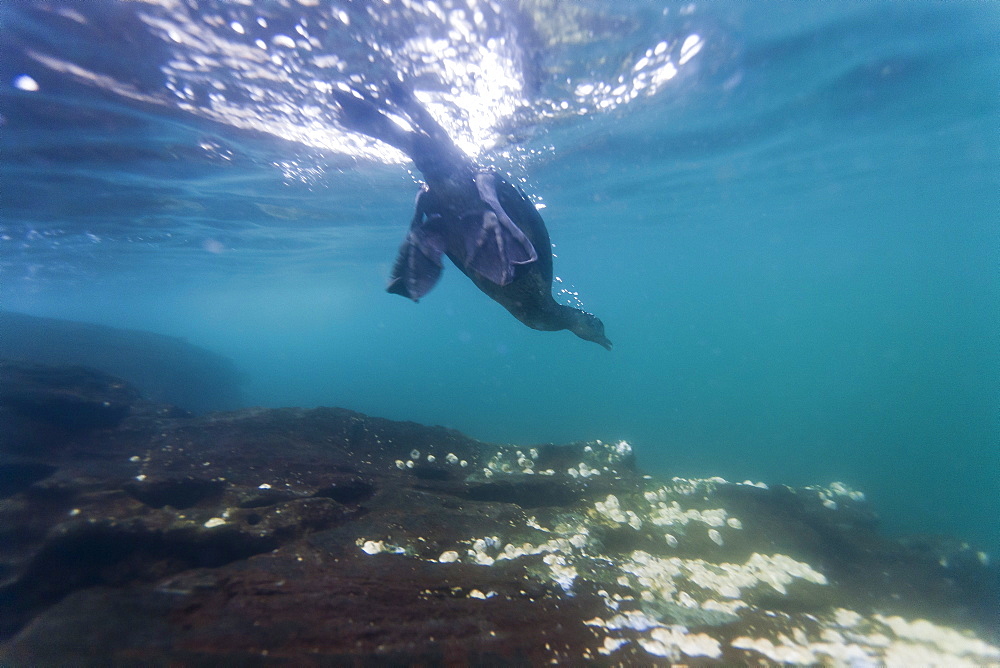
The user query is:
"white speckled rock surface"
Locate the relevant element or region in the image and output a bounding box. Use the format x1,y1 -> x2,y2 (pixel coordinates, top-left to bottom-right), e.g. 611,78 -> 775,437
1,364 -> 997,665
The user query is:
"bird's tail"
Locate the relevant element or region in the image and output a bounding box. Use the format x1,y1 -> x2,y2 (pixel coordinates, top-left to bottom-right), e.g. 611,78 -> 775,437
332,83 -> 470,180
331,88 -> 415,155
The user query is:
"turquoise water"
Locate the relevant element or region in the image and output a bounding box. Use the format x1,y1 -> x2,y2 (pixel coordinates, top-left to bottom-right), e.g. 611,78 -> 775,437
2,1 -> 997,554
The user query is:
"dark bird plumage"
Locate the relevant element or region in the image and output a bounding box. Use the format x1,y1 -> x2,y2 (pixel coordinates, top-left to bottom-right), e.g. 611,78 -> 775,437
332,83 -> 611,350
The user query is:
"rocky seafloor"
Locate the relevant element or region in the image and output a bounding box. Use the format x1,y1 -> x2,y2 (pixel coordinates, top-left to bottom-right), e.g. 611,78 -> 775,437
1,360 -> 998,666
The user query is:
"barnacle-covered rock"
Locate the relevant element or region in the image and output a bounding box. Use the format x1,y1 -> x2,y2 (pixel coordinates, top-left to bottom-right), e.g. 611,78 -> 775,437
1,365 -> 997,665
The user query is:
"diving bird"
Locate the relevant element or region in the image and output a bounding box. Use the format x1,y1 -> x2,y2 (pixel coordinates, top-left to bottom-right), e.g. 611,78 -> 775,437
332,83 -> 611,350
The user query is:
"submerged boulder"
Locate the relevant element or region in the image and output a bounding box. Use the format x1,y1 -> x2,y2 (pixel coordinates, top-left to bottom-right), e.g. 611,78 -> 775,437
0,366 -> 996,665
0,360 -> 144,457
0,360 -> 141,430
0,311 -> 243,413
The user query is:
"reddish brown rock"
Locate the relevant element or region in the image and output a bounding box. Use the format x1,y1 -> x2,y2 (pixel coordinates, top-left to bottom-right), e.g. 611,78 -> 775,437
0,365 -> 996,665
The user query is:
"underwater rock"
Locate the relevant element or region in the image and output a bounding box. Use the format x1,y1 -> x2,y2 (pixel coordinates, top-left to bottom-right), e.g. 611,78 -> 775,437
0,360 -> 140,430
0,360 -> 142,455
0,312 -> 244,413
0,368 -> 997,665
